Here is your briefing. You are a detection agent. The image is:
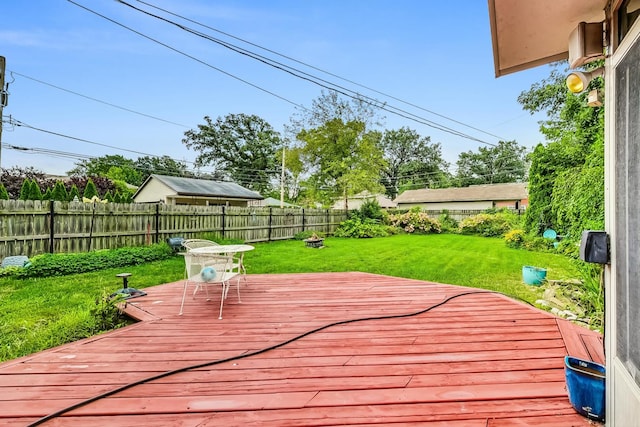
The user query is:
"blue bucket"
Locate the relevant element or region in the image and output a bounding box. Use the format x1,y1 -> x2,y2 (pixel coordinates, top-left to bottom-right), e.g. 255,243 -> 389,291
522,265 -> 547,285
564,356 -> 606,422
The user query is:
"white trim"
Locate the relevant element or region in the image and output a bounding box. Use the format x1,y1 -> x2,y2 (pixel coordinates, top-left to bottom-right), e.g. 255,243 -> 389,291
607,9 -> 640,425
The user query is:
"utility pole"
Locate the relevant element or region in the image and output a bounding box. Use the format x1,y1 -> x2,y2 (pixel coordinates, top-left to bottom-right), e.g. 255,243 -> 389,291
0,56 -> 6,170
280,146 -> 285,208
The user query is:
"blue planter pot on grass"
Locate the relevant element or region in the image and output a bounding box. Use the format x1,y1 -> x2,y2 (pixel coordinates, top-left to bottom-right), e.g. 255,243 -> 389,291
522,265 -> 547,285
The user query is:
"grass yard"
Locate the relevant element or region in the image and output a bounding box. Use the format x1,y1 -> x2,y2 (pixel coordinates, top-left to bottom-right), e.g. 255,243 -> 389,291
0,233 -> 580,362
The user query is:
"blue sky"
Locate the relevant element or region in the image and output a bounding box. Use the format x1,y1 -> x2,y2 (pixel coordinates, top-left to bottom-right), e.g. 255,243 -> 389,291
1,0 -> 553,176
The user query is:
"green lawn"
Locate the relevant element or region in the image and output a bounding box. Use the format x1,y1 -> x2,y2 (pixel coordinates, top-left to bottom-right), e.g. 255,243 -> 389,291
0,234 -> 580,362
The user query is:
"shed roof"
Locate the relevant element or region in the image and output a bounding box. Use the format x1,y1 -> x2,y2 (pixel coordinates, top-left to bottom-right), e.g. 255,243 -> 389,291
488,0 -> 606,77
136,174 -> 263,200
394,182 -> 528,204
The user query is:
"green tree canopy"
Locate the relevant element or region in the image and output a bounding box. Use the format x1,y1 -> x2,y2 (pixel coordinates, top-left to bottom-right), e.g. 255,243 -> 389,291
68,155 -> 142,186
135,155 -> 190,183
298,119 -> 386,208
379,127 -> 450,198
518,62 -> 604,237
182,113 -> 281,194
455,140 -> 528,187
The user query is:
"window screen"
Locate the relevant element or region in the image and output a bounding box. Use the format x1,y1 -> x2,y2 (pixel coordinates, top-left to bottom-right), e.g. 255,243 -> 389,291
615,34 -> 640,385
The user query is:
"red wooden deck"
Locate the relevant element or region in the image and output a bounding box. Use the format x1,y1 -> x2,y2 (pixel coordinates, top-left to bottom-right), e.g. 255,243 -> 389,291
0,272 -> 604,426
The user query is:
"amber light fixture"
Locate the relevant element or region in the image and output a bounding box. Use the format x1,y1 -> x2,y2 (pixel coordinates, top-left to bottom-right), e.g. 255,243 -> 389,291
566,68 -> 604,94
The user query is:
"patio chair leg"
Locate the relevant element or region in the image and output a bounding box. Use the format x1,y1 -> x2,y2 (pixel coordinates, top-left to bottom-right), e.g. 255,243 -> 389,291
179,280 -> 189,315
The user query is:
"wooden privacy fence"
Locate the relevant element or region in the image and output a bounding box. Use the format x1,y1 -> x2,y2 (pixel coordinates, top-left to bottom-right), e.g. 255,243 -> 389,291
0,200 -> 348,259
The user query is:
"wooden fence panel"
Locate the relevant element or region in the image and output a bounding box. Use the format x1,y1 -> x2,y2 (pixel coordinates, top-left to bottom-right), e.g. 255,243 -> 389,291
0,201 -> 348,259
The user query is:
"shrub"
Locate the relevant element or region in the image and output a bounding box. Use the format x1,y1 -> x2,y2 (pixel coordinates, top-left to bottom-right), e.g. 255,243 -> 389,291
334,217 -> 390,238
14,243 -> 174,278
388,209 -> 441,234
504,229 -> 526,248
458,211 -> 520,237
438,212 -> 458,233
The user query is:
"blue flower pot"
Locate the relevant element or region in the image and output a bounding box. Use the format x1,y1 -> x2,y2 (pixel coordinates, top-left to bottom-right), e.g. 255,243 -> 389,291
522,265 -> 547,285
564,356 -> 606,422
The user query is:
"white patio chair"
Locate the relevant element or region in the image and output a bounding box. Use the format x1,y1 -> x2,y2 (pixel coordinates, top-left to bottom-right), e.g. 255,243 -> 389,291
181,239 -> 220,251
179,252 -> 241,319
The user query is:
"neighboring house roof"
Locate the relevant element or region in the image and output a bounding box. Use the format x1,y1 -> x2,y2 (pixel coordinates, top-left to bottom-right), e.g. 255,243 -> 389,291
332,191 -> 397,210
394,182 -> 528,204
252,197 -> 299,208
134,174 -> 263,201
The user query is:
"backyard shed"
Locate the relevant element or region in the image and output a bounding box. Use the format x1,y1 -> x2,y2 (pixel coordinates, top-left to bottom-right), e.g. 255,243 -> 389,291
393,182 -> 528,211
133,174 -> 263,207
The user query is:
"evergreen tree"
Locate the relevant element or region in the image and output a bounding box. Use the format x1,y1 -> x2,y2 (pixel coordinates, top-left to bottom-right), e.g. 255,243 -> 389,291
43,187 -> 53,201
103,190 -> 114,202
83,179 -> 99,200
19,179 -> 31,200
51,180 -> 69,201
30,180 -> 43,201
69,184 -> 80,201
0,182 -> 9,200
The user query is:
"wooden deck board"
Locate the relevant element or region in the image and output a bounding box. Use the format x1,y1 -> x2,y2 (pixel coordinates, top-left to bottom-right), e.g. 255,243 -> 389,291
0,272 -> 604,426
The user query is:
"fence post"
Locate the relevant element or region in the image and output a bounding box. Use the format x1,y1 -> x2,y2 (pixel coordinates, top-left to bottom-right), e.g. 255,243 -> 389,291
221,206 -> 226,238
155,203 -> 160,244
49,200 -> 55,254
268,207 -> 273,242
302,208 -> 305,232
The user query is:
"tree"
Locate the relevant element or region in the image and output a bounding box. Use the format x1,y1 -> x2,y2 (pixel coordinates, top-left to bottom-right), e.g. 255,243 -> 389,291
19,179 -> 31,200
68,155 -> 142,185
378,127 -> 450,198
182,113 -> 281,194
518,62 -> 604,238
455,140 -> 528,187
0,182 -> 8,200
83,179 -> 99,200
297,119 -> 386,208
69,184 -> 80,202
1,167 -> 50,200
135,155 -> 190,183
51,180 -> 69,202
286,90 -> 384,139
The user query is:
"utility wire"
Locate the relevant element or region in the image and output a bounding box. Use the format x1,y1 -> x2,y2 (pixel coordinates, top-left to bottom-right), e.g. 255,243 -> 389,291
133,0 -> 507,141
66,0 -> 305,111
9,71 -> 189,128
113,0 -> 497,147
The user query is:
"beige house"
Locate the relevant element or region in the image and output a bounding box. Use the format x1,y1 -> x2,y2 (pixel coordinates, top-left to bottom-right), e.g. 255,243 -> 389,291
393,182 -> 527,211
488,1 -> 640,424
332,191 -> 397,210
133,174 -> 263,207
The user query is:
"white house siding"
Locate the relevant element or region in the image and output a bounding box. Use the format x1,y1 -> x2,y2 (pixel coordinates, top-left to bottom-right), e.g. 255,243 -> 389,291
133,179 -> 175,203
399,201 -> 492,211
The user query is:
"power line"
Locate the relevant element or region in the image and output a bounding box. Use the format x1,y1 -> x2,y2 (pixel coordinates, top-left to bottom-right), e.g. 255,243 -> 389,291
133,0 -> 508,142
66,0 -> 306,111
9,71 -> 189,128
112,0 -> 498,147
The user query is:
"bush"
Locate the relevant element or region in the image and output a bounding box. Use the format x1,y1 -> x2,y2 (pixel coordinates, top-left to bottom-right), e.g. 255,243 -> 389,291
458,211 -> 520,237
388,209 -> 441,234
504,229 -> 526,248
438,212 -> 458,233
334,217 -> 390,238
14,243 -> 174,278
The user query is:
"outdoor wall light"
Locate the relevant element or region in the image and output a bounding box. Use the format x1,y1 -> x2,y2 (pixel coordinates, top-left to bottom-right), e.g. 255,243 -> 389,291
566,68 -> 604,94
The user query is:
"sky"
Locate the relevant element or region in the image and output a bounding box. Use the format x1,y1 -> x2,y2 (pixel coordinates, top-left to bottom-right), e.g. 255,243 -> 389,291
1,0 -> 554,177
